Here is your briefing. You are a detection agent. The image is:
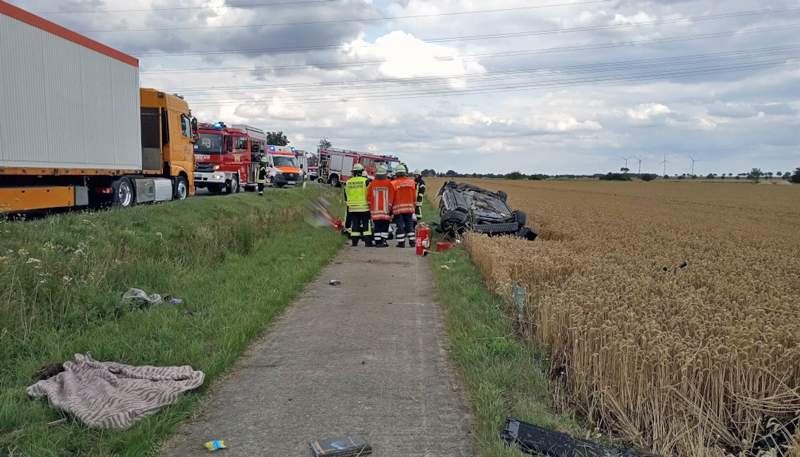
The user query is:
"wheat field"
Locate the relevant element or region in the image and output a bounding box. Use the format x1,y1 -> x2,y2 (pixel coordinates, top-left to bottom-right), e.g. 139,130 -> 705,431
427,178 -> 800,457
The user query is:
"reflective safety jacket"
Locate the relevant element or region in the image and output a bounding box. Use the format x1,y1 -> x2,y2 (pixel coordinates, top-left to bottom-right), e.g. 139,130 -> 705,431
344,176 -> 370,212
367,177 -> 395,221
415,177 -> 426,207
256,163 -> 267,184
392,176 -> 417,215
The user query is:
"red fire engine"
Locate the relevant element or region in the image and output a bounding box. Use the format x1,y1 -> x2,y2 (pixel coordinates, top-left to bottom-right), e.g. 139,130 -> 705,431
194,122 -> 266,193
317,148 -> 401,186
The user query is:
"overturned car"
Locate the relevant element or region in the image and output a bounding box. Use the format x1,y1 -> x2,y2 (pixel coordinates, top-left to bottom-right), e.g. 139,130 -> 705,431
435,180 -> 537,241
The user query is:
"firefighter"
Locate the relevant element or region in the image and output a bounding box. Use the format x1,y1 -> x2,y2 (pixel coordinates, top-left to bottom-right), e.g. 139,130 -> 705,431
256,156 -> 268,196
367,166 -> 395,248
391,164 -> 417,248
414,169 -> 426,226
344,164 -> 373,247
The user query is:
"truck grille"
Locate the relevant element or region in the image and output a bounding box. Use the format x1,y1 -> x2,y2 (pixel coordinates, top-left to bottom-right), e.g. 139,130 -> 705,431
284,173 -> 299,181
195,163 -> 216,173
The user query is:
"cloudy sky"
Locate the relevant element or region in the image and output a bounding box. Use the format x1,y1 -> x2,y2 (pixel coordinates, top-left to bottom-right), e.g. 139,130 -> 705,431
14,0 -> 800,175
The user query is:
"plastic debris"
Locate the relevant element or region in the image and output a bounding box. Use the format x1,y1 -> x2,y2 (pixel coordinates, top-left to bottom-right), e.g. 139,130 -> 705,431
437,242 -> 454,251
122,288 -> 163,308
662,261 -> 688,273
329,280 -> 341,286
204,440 -> 226,451
169,298 -> 183,305
441,265 -> 451,270
310,435 -> 372,457
501,418 -> 645,457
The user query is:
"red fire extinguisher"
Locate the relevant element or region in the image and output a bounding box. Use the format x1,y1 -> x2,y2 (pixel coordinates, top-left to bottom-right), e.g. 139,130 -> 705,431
416,224 -> 431,256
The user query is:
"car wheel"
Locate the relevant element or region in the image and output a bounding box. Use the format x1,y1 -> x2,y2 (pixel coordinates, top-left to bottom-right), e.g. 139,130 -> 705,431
513,210 -> 527,227
173,176 -> 188,200
111,177 -> 134,207
440,210 -> 468,237
497,190 -> 508,202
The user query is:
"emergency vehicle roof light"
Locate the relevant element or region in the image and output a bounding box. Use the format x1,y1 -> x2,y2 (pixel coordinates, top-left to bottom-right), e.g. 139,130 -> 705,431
291,147 -> 296,153
270,146 -> 276,152
214,122 -> 223,129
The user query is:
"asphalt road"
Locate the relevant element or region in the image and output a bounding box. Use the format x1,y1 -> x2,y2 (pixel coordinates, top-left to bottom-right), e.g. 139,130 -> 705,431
161,244 -> 474,456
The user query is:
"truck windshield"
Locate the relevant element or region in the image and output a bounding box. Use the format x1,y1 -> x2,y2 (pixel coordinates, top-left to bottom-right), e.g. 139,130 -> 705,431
195,133 -> 223,154
377,161 -> 395,174
273,156 -> 298,168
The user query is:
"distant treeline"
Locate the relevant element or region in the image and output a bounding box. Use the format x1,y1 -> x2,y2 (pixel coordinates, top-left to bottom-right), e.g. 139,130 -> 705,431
423,167 -> 800,183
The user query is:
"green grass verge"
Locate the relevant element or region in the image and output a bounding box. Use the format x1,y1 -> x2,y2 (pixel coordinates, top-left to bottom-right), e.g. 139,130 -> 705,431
419,200 -> 580,457
0,187 -> 345,456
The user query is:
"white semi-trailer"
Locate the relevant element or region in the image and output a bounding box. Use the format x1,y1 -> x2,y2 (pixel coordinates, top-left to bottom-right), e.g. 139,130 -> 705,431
0,2 -> 198,212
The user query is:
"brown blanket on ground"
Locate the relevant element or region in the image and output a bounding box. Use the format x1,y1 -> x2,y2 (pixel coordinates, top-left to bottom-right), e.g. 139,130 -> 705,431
27,353 -> 205,430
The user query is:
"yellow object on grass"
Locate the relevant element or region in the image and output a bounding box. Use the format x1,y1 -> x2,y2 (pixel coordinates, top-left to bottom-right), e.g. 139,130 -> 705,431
441,265 -> 450,270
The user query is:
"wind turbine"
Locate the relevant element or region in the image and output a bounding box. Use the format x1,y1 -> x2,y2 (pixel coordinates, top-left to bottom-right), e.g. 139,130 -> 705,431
634,156 -> 645,175
660,154 -> 670,176
622,156 -> 632,169
689,155 -> 701,176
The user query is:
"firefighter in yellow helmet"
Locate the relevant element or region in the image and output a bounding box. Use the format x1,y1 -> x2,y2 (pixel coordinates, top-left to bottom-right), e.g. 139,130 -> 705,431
256,156 -> 268,196
344,163 -> 373,247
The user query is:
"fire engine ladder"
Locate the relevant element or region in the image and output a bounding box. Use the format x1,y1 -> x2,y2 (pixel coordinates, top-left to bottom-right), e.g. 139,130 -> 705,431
319,154 -> 331,183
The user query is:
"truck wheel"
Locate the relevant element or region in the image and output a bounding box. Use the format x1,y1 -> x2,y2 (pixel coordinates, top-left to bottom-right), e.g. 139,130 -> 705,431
513,210 -> 527,227
227,175 -> 239,194
330,175 -> 340,187
174,176 -> 188,200
111,177 -> 134,207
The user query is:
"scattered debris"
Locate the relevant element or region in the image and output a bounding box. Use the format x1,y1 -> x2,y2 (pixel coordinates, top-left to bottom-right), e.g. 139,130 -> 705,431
662,261 -> 688,273
122,288 -> 163,308
437,242 -> 454,251
310,435 -> 372,457
329,280 -> 341,286
512,284 -> 527,312
27,353 -> 205,430
204,440 -> 227,451
169,298 -> 183,305
441,265 -> 451,271
501,418 -> 645,457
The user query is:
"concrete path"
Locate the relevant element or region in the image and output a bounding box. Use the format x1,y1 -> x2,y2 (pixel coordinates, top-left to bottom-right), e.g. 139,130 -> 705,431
162,244 -> 475,456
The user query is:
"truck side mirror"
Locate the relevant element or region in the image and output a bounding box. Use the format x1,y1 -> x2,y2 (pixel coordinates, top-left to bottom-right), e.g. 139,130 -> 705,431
191,118 -> 199,142
226,137 -> 233,153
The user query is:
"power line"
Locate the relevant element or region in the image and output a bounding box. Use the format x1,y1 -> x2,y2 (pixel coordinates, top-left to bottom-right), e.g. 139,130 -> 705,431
182,58 -> 798,106
78,4 -> 800,33
138,22 -> 800,66
156,45 -> 800,95
35,0 -> 605,16
30,0 -> 339,14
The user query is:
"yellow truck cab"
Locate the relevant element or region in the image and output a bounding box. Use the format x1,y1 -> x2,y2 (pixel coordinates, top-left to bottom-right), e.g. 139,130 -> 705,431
140,89 -> 198,198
